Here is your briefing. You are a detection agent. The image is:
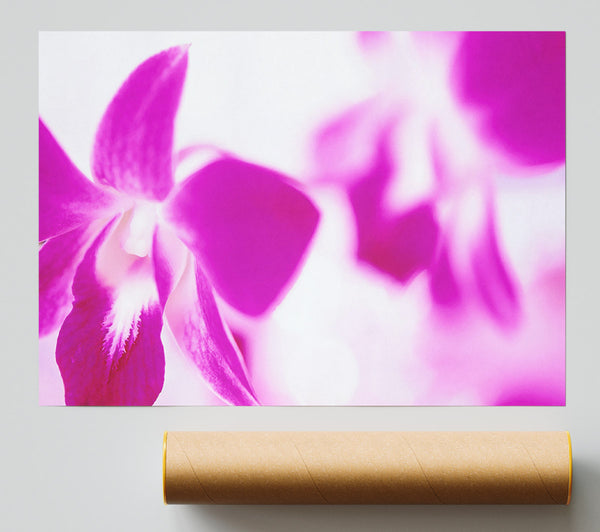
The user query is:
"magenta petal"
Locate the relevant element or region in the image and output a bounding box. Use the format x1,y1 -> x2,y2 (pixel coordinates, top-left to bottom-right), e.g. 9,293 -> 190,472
39,120 -> 119,241
165,258 -> 258,405
164,158 -> 320,316
428,243 -> 462,307
314,99 -> 391,185
453,32 -> 565,166
55,224 -> 165,405
347,124 -> 393,230
356,203 -> 440,284
357,31 -> 393,51
494,384 -> 565,406
39,223 -> 100,336
92,46 -> 188,200
471,216 -> 520,326
152,224 -> 188,309
153,231 -> 176,310
344,126 -> 439,283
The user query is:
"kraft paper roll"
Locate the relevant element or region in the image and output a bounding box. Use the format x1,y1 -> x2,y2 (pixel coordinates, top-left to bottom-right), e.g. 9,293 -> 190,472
163,431 -> 572,505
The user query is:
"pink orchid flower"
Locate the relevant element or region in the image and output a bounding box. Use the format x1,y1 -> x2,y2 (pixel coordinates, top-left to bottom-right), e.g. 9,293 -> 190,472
313,31 -> 565,328
39,45 -> 319,405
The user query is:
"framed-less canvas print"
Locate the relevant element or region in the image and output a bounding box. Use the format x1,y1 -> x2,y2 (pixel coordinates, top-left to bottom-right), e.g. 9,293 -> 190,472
39,31 -> 565,406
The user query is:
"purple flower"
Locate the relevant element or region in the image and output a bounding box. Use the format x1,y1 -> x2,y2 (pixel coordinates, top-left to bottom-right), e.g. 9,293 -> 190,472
313,32 -> 565,327
39,45 -> 319,405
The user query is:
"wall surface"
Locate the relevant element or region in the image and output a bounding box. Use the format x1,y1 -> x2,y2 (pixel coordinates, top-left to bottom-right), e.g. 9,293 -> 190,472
2,1 -> 599,531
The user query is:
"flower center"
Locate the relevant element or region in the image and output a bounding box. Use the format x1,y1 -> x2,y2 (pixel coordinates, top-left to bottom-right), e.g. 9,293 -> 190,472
102,268 -> 157,364
122,201 -> 159,257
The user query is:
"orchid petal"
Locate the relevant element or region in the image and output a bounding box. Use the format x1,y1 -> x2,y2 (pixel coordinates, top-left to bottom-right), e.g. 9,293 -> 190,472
152,224 -> 188,310
164,158 -> 320,316
360,204 -> 440,283
39,120 -> 120,241
471,215 -> 520,326
314,100 -> 392,185
357,31 -> 393,52
342,123 -> 439,282
164,256 -> 259,405
347,126 -> 393,238
494,384 -> 565,406
39,222 -> 100,336
56,222 -> 165,405
453,32 -> 565,166
428,243 -> 462,307
92,45 -> 189,200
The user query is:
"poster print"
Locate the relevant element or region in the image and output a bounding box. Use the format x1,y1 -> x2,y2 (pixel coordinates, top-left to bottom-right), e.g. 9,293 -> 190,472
39,32 -> 565,405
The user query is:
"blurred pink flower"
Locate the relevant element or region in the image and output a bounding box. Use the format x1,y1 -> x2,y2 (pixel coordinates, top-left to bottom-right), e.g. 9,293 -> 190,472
39,45 -> 319,405
452,31 -> 565,166
314,31 -> 565,327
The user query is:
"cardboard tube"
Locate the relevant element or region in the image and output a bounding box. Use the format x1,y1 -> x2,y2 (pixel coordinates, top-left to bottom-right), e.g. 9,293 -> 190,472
163,431 -> 572,505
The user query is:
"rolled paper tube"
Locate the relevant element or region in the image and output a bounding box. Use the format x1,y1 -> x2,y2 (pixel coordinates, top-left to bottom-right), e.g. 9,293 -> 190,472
163,431 -> 572,505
